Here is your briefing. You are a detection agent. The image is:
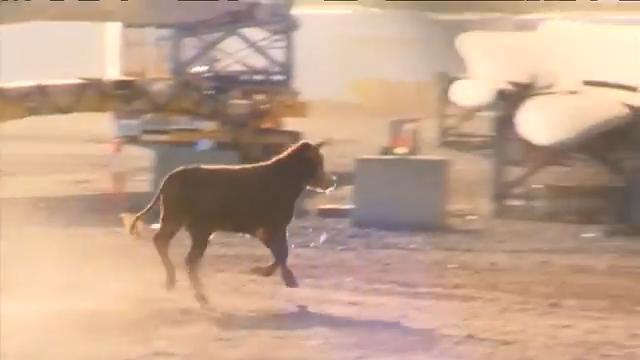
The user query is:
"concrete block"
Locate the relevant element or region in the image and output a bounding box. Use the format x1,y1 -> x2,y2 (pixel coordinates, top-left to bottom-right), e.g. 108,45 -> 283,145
352,156 -> 449,230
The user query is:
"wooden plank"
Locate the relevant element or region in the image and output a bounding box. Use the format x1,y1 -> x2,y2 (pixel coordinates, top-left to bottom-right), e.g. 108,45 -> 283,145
0,77 -> 307,126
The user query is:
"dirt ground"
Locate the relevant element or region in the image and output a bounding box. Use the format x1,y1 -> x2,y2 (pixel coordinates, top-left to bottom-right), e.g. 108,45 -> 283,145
1,109 -> 640,360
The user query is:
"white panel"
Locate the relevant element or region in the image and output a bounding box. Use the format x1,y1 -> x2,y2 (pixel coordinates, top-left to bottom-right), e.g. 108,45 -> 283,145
0,22 -> 111,82
105,22 -> 123,78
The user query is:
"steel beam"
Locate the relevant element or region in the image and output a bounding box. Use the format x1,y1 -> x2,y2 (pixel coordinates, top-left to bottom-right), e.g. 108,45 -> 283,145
177,31 -> 234,72
234,30 -> 286,71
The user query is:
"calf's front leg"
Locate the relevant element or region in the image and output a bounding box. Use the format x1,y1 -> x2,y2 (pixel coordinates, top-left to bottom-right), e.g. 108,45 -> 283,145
254,228 -> 298,288
271,229 -> 299,288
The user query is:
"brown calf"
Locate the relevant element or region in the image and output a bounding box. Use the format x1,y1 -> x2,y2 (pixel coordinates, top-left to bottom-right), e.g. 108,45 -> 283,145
128,140 -> 335,306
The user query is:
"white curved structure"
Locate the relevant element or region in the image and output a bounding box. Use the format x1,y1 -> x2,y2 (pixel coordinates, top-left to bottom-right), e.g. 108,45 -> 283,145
447,78 -> 497,108
514,92 -> 632,147
452,20 -> 640,148
454,30 -> 545,90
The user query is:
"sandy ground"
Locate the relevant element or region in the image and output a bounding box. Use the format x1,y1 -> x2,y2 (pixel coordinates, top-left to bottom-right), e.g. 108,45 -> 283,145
1,110 -> 640,360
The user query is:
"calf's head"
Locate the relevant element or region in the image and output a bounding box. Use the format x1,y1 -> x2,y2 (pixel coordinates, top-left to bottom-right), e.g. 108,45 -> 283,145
285,140 -> 336,192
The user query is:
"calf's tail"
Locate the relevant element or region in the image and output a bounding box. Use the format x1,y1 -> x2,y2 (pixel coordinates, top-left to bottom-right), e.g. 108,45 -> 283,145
128,184 -> 163,238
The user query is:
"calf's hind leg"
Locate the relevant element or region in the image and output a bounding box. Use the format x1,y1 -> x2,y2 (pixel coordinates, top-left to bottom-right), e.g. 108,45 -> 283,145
250,229 -> 278,277
185,225 -> 211,306
153,220 -> 181,291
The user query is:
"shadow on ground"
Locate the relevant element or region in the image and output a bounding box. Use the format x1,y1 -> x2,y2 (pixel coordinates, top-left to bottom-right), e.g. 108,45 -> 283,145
198,305 -> 507,354
214,305 -> 428,332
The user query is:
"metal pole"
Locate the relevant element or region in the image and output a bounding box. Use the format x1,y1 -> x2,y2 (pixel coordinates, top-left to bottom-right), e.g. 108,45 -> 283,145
170,29 -> 184,76
492,102 -> 510,216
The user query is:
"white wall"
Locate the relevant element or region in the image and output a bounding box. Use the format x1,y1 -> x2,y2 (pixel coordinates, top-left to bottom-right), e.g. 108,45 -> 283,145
0,13 -> 525,104
292,10 -> 464,102
0,22 -> 121,82
0,13 -> 502,102
0,22 -> 122,140
290,10 -> 586,103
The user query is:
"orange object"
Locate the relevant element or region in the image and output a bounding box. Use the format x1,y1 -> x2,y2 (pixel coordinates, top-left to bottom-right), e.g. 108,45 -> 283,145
111,138 -> 123,154
388,119 -> 419,155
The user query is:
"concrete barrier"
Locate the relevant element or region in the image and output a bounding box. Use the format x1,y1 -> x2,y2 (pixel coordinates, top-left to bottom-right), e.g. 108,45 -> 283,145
352,156 -> 449,230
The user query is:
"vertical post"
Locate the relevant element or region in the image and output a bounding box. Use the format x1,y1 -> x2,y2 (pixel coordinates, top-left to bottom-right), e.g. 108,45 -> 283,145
434,72 -> 450,147
109,138 -> 128,213
283,0 -> 295,86
284,28 -> 293,86
284,0 -> 298,86
170,29 -> 184,76
492,107 -> 510,217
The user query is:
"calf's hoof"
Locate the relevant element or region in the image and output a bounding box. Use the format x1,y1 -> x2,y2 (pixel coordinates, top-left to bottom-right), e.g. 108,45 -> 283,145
250,264 -> 277,277
194,292 -> 210,307
165,278 -> 176,291
282,270 -> 299,288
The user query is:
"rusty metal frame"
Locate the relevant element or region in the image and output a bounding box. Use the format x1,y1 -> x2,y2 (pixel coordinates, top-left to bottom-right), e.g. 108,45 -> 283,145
435,73 -> 495,152
489,86 -> 640,219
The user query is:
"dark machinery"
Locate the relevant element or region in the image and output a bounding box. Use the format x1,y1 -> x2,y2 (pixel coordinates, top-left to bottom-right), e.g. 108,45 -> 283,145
114,0 -> 305,164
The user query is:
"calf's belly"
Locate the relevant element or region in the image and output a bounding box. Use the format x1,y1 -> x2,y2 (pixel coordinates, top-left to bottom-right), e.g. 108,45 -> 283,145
191,207 -> 260,235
